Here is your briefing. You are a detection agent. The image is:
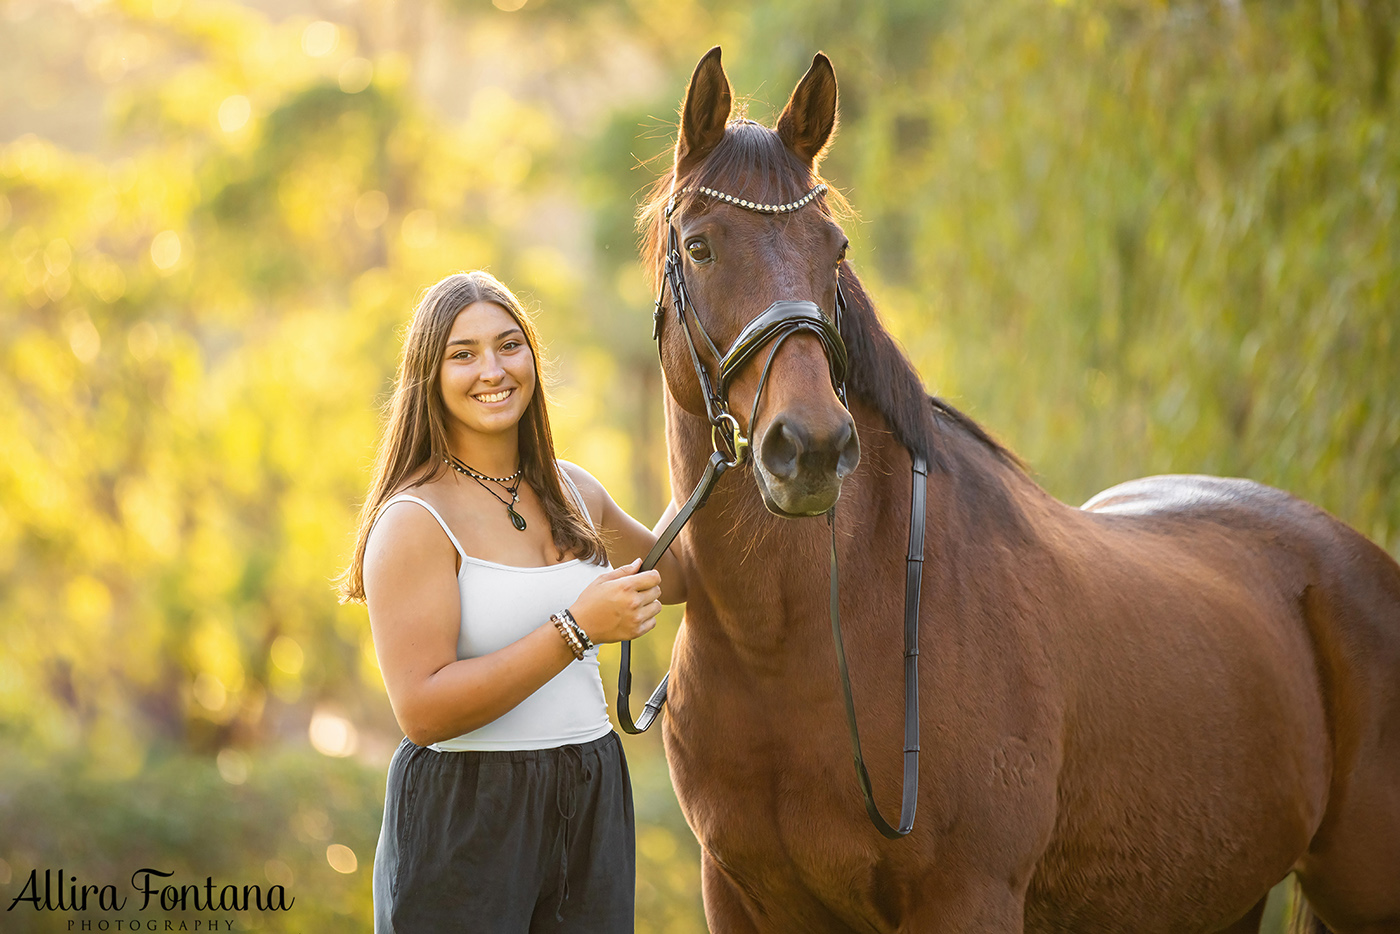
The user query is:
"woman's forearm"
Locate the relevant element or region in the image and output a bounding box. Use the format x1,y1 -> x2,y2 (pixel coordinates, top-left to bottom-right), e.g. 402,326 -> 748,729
395,621 -> 575,746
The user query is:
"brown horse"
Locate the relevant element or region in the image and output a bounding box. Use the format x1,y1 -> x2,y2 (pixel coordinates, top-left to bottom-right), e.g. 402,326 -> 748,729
641,47 -> 1400,934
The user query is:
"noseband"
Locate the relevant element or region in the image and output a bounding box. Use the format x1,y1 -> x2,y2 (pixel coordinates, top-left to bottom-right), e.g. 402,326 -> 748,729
620,178 -> 927,841
650,182 -> 849,464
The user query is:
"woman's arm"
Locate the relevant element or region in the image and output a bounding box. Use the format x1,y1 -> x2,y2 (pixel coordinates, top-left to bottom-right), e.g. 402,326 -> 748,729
364,501 -> 661,746
562,463 -> 689,604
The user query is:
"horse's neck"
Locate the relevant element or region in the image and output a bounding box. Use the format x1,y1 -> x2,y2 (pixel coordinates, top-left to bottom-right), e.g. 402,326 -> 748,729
665,395 -> 1049,654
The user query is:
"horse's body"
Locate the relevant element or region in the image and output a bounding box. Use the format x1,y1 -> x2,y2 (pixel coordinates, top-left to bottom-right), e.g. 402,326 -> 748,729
649,48 -> 1400,934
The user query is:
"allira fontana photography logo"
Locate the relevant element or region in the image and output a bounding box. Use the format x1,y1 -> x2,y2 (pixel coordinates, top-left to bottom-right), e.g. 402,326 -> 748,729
8,867 -> 294,925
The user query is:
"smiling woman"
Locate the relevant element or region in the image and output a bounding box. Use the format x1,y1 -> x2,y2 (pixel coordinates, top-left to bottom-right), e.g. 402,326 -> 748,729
336,271 -> 686,933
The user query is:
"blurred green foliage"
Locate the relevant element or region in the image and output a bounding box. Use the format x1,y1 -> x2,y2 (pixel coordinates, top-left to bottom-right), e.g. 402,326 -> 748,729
0,747 -> 382,930
0,0 -> 1394,930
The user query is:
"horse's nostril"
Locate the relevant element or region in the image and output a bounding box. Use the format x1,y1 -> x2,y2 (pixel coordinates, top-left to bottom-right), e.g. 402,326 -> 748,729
760,416 -> 804,480
835,419 -> 861,479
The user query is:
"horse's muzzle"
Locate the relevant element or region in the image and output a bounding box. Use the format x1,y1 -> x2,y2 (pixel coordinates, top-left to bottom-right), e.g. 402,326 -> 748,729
754,411 -> 860,515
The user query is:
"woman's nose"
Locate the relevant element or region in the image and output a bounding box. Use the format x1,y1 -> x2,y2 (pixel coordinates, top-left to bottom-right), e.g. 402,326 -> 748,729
478,353 -> 506,381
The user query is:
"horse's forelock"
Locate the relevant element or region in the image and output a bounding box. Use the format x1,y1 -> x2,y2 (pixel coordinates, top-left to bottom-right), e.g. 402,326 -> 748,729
639,121 -> 844,281
689,122 -> 815,208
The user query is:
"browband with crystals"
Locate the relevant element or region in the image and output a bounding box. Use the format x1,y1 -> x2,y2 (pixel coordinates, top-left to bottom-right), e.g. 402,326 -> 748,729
666,182 -> 828,219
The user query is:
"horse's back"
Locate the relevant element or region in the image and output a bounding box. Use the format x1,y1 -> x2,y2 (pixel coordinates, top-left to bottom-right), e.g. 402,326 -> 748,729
1083,473 -> 1314,527
1080,474 -> 1400,712
1080,473 -> 1400,931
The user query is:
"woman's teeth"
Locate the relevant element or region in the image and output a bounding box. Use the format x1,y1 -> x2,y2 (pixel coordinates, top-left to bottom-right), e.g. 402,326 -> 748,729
475,389 -> 512,403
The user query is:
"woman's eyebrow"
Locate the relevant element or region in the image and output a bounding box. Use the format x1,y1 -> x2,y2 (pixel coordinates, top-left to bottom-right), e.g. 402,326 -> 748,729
447,327 -> 524,348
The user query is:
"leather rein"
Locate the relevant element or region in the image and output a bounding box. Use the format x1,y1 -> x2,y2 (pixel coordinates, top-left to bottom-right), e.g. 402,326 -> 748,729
617,181 -> 927,839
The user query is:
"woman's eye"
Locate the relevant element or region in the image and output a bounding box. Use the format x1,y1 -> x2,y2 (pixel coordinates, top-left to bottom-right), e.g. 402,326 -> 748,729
686,239 -> 712,263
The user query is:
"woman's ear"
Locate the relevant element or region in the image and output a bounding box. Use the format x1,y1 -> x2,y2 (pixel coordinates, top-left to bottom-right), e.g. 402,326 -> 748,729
776,52 -> 838,165
676,46 -> 732,173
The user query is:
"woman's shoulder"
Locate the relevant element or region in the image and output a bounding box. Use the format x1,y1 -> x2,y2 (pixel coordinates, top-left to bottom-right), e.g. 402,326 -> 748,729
557,460 -> 610,518
368,470 -> 458,555
556,459 -> 593,489
363,503 -> 460,600
560,459 -> 618,492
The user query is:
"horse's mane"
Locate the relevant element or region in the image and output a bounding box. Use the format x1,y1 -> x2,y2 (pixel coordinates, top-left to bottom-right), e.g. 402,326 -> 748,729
838,271 -> 1025,474
638,120 -> 1024,476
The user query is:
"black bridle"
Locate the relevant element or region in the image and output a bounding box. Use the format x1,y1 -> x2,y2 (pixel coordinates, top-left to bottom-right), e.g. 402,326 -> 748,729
650,184 -> 850,463
618,180 -> 928,840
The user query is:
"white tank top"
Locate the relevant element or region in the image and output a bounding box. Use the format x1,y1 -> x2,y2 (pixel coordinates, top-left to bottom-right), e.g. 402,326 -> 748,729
372,468 -> 613,751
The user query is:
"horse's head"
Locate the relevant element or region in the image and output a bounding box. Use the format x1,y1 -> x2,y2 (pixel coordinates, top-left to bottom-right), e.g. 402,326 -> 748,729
649,47 -> 859,517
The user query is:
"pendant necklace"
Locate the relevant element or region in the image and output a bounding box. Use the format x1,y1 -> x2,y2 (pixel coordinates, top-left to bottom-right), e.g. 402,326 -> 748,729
445,455 -> 528,531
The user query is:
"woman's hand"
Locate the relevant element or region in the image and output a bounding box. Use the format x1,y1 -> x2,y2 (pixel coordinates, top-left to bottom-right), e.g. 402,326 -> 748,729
569,559 -> 663,644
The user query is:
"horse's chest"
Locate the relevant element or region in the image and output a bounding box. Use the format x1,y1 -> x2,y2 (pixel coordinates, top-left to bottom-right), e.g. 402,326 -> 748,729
671,735 -> 841,863
664,659 -> 888,927
677,758 -> 887,932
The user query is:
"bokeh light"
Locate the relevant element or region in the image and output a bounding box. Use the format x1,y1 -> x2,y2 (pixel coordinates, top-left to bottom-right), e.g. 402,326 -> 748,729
325,844 -> 357,874
309,709 -> 359,758
218,95 -> 251,133
150,230 -> 181,270
301,21 -> 338,58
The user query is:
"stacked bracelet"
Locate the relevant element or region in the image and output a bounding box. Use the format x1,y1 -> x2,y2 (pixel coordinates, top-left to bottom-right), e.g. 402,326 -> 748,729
561,609 -> 593,653
552,612 -> 585,660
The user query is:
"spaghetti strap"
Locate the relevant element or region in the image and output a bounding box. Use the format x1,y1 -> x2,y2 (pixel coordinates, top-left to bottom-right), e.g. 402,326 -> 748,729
557,464 -> 594,528
376,494 -> 468,562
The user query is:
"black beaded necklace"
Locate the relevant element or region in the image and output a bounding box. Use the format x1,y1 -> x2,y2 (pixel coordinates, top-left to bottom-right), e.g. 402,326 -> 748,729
445,454 -> 528,531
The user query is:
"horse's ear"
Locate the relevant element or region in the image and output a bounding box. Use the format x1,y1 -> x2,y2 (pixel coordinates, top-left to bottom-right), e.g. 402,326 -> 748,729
776,52 -> 838,165
677,46 -> 732,172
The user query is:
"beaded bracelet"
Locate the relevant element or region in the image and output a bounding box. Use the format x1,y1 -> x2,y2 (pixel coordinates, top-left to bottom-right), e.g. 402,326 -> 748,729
551,612 -> 585,660
560,609 -> 593,653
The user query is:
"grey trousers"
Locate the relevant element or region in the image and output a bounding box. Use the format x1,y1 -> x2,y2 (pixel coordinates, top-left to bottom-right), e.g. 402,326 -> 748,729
373,731 -> 635,933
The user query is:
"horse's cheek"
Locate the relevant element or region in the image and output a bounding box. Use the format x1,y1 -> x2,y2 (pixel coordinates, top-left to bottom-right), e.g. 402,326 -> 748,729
658,329 -> 709,417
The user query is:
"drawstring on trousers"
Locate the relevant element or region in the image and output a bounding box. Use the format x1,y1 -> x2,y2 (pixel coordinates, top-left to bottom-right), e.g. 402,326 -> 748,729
553,744 -> 593,922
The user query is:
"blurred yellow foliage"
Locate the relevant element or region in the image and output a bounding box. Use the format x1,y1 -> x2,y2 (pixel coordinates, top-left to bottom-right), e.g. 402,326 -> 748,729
1,0 -> 1396,930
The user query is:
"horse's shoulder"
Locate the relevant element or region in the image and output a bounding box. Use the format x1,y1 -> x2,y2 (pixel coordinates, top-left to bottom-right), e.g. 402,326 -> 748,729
1079,474 -> 1300,525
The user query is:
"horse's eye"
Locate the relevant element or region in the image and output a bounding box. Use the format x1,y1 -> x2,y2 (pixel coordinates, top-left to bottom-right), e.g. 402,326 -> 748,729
686,239 -> 712,264
836,243 -> 849,267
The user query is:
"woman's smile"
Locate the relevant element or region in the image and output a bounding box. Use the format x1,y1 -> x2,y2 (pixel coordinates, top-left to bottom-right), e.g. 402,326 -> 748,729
473,387 -> 515,405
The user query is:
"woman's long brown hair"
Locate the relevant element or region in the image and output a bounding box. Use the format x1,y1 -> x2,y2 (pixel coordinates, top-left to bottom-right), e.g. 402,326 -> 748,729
338,271 -> 607,603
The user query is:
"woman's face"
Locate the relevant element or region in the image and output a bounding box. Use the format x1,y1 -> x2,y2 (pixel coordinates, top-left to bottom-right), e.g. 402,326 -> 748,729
438,300 -> 537,443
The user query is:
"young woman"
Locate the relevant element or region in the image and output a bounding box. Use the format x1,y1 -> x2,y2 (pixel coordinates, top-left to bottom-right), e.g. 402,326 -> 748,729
338,270 -> 684,933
